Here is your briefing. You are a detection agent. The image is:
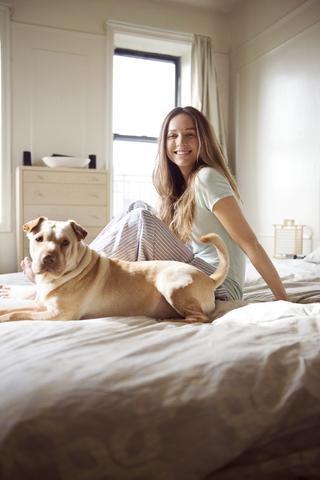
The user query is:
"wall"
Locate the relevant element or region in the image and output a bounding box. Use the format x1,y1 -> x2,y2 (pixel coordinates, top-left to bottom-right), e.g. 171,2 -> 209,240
229,0 -> 320,256
229,0 -> 310,50
2,0 -> 320,272
1,0 -> 231,273
8,0 -> 231,52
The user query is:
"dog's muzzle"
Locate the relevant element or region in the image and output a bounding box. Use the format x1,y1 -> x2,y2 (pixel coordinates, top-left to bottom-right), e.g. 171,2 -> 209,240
36,252 -> 61,274
42,253 -> 56,266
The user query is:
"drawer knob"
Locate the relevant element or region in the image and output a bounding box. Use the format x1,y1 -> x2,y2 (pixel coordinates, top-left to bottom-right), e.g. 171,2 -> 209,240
36,191 -> 40,196
91,177 -> 95,181
91,193 -> 96,197
36,174 -> 40,179
91,214 -> 95,218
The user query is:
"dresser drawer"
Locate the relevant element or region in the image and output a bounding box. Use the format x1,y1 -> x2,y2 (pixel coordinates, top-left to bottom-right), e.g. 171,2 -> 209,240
24,183 -> 107,206
23,205 -> 108,227
23,169 -> 107,185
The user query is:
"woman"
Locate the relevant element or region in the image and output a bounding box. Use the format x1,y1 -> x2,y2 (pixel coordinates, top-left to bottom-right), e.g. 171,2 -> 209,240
17,107 -> 289,303
152,106 -> 290,301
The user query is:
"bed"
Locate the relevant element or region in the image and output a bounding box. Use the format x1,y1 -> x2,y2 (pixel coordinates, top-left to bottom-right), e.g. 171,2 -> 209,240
1,251 -> 320,480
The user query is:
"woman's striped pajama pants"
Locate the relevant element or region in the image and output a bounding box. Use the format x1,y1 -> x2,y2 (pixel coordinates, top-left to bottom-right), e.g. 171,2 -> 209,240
89,201 -> 228,301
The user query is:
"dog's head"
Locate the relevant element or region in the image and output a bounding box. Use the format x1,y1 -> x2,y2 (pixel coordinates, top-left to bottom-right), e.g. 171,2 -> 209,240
23,217 -> 88,278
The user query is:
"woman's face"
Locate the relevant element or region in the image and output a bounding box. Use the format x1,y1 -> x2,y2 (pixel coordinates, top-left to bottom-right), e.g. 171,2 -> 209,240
166,113 -> 199,181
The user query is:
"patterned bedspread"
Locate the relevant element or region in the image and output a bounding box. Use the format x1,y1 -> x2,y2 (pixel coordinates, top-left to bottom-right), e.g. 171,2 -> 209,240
0,259 -> 320,479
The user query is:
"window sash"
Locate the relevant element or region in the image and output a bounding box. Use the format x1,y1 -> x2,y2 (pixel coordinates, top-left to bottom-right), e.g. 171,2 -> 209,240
112,47 -> 180,216
105,20 -> 192,216
114,48 -> 181,107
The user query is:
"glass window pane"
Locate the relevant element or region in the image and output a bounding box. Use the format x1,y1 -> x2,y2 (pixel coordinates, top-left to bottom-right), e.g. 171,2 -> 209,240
113,140 -> 158,216
113,55 -> 176,137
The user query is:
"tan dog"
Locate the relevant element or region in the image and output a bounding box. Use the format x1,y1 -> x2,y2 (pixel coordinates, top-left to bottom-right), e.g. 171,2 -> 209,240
0,217 -> 229,323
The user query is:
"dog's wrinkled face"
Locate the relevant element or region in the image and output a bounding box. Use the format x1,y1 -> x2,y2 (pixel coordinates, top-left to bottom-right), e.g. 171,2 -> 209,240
23,217 -> 87,278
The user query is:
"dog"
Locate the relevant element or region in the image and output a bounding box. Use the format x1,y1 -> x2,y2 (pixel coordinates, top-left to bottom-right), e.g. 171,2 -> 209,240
0,217 -> 229,323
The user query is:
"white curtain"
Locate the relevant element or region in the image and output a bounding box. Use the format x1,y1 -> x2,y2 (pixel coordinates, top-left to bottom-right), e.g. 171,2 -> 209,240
191,34 -> 227,158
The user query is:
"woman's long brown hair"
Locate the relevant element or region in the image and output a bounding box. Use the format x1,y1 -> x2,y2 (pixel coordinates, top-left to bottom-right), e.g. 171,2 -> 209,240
153,106 -> 241,244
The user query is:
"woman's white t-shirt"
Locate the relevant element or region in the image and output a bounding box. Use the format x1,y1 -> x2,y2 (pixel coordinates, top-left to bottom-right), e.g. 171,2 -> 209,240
191,167 -> 246,300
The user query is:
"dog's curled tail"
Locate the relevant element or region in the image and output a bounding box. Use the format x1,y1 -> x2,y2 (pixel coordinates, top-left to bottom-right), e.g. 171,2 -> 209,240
199,233 -> 229,289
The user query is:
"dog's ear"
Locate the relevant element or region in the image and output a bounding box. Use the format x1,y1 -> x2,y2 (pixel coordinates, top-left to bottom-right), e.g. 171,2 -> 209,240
23,216 -> 48,233
69,220 -> 88,241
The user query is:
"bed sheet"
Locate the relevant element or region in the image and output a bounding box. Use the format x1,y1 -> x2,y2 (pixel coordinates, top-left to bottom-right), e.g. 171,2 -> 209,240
244,258 -> 320,303
0,264 -> 320,480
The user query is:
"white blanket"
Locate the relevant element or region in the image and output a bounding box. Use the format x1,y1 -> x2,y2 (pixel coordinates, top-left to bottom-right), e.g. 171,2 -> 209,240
0,260 -> 320,480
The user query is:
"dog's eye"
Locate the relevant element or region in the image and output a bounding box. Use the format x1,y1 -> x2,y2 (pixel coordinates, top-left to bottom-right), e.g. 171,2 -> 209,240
36,236 -> 43,242
61,240 -> 69,246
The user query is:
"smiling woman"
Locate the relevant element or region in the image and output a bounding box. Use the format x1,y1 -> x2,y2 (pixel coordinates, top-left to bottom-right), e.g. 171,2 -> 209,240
151,106 -> 290,302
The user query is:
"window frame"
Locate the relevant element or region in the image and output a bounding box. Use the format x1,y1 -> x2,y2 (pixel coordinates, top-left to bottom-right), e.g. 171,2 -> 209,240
105,20 -> 192,217
0,4 -> 11,232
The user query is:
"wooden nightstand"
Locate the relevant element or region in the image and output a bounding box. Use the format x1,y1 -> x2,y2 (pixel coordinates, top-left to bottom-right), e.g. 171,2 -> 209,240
16,166 -> 110,268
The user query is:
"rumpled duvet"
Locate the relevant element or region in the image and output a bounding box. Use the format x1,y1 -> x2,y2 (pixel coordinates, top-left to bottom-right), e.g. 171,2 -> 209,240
0,258 -> 320,480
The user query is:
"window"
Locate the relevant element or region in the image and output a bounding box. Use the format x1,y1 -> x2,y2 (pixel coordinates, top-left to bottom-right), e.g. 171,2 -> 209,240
0,5 -> 11,232
112,49 -> 180,215
105,21 -> 192,217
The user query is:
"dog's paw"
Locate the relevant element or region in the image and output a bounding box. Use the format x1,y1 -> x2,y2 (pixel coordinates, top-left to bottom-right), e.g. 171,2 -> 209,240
0,285 -> 37,300
0,312 -> 27,322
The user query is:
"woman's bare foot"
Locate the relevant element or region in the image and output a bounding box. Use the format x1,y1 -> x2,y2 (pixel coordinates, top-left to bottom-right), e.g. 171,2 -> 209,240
21,257 -> 36,284
0,284 -> 37,300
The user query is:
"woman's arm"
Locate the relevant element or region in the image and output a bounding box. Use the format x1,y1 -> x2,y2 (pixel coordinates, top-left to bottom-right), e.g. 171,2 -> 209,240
212,196 -> 291,301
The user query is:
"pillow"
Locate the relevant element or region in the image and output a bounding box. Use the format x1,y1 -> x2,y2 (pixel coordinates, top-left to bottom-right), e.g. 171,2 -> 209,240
304,247 -> 320,264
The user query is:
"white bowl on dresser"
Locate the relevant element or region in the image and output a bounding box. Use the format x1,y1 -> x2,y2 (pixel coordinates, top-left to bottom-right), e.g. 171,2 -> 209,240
42,156 -> 91,168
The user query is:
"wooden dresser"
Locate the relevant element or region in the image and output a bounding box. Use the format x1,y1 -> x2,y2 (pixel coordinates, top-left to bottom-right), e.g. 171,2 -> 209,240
16,166 -> 110,267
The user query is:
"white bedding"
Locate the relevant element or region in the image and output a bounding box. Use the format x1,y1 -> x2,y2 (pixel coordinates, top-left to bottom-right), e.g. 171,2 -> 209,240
244,258 -> 320,303
0,259 -> 320,479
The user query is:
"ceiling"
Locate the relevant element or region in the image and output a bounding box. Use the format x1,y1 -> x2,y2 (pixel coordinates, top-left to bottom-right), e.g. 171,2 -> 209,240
151,0 -> 248,15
